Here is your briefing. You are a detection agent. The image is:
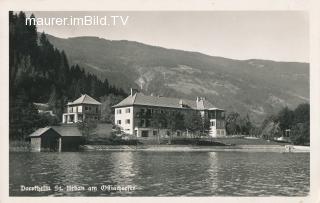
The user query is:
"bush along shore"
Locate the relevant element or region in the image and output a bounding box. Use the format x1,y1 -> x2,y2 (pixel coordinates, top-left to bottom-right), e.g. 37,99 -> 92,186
79,144 -> 309,153
9,140 -> 31,152
9,136 -> 310,153
80,135 -> 309,152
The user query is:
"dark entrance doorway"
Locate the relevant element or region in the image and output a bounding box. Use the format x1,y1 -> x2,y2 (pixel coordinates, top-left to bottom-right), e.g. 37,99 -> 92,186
141,130 -> 149,137
40,130 -> 61,151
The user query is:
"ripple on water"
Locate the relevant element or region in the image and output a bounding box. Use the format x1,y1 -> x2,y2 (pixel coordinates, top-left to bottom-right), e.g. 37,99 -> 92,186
9,151 -> 309,196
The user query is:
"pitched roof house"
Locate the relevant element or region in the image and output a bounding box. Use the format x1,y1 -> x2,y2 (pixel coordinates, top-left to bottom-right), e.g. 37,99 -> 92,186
113,91 -> 226,138
62,94 -> 101,124
68,94 -> 102,105
113,92 -> 222,110
33,103 -> 56,116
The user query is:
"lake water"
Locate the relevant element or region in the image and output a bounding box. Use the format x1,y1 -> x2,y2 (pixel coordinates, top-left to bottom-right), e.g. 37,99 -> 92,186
9,151 -> 309,196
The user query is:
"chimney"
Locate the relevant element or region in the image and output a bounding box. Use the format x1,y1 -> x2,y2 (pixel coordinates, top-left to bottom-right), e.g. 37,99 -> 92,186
179,99 -> 183,108
130,88 -> 139,96
196,97 -> 205,110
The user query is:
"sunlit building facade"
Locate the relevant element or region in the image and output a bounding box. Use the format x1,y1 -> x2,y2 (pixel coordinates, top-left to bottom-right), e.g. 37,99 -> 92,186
113,90 -> 226,138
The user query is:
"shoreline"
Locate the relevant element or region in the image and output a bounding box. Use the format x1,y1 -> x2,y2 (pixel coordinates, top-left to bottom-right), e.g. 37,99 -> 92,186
9,140 -> 310,153
79,144 -> 310,153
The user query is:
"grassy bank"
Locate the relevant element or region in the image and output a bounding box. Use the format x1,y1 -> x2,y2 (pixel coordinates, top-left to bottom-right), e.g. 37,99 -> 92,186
79,144 -> 295,152
85,134 -> 288,146
9,140 -> 31,152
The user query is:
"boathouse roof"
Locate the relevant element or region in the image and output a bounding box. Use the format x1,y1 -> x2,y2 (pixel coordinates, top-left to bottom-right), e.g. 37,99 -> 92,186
52,126 -> 82,137
28,127 -> 54,137
29,126 -> 82,137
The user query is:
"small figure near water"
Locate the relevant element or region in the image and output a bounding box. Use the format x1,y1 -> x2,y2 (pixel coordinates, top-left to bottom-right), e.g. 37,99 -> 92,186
284,145 -> 293,153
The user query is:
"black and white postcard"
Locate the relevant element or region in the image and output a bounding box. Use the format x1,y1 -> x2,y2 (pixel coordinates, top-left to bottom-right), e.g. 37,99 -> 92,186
1,0 -> 319,203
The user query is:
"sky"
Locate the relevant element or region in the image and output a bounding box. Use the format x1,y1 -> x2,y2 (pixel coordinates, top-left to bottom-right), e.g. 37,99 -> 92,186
25,11 -> 309,62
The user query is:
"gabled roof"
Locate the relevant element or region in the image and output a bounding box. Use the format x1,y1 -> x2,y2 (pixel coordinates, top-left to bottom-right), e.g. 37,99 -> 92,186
113,93 -> 137,108
52,126 -> 82,137
29,126 -> 82,137
112,93 -> 217,110
68,94 -> 101,105
28,127 -> 59,137
33,103 -> 50,111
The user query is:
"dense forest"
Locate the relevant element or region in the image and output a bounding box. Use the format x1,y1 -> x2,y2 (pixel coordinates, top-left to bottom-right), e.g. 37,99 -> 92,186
259,104 -> 310,145
9,11 -> 126,140
225,103 -> 310,145
9,11 -> 309,146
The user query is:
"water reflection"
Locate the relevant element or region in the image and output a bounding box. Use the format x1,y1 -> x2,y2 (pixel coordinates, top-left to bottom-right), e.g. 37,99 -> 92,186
109,152 -> 135,188
9,151 -> 309,196
206,152 -> 219,194
55,152 -> 83,185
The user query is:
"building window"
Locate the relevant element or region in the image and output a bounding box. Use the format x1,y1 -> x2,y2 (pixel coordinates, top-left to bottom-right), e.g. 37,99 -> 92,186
85,106 -> 89,111
117,109 -> 122,114
146,109 -> 152,116
211,121 -> 215,126
141,131 -> 149,137
153,131 -> 157,136
125,108 -> 130,113
217,130 -> 220,135
146,119 -> 150,127
117,120 -> 121,125
140,119 -> 145,127
96,107 -> 98,113
217,121 -> 220,128
125,119 -> 130,124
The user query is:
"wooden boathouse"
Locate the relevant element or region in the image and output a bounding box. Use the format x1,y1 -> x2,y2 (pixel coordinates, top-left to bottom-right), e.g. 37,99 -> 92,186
28,126 -> 84,152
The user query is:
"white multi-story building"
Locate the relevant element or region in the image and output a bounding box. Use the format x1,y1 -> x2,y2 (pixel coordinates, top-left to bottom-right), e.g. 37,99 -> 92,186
113,90 -> 226,137
62,94 -> 101,124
